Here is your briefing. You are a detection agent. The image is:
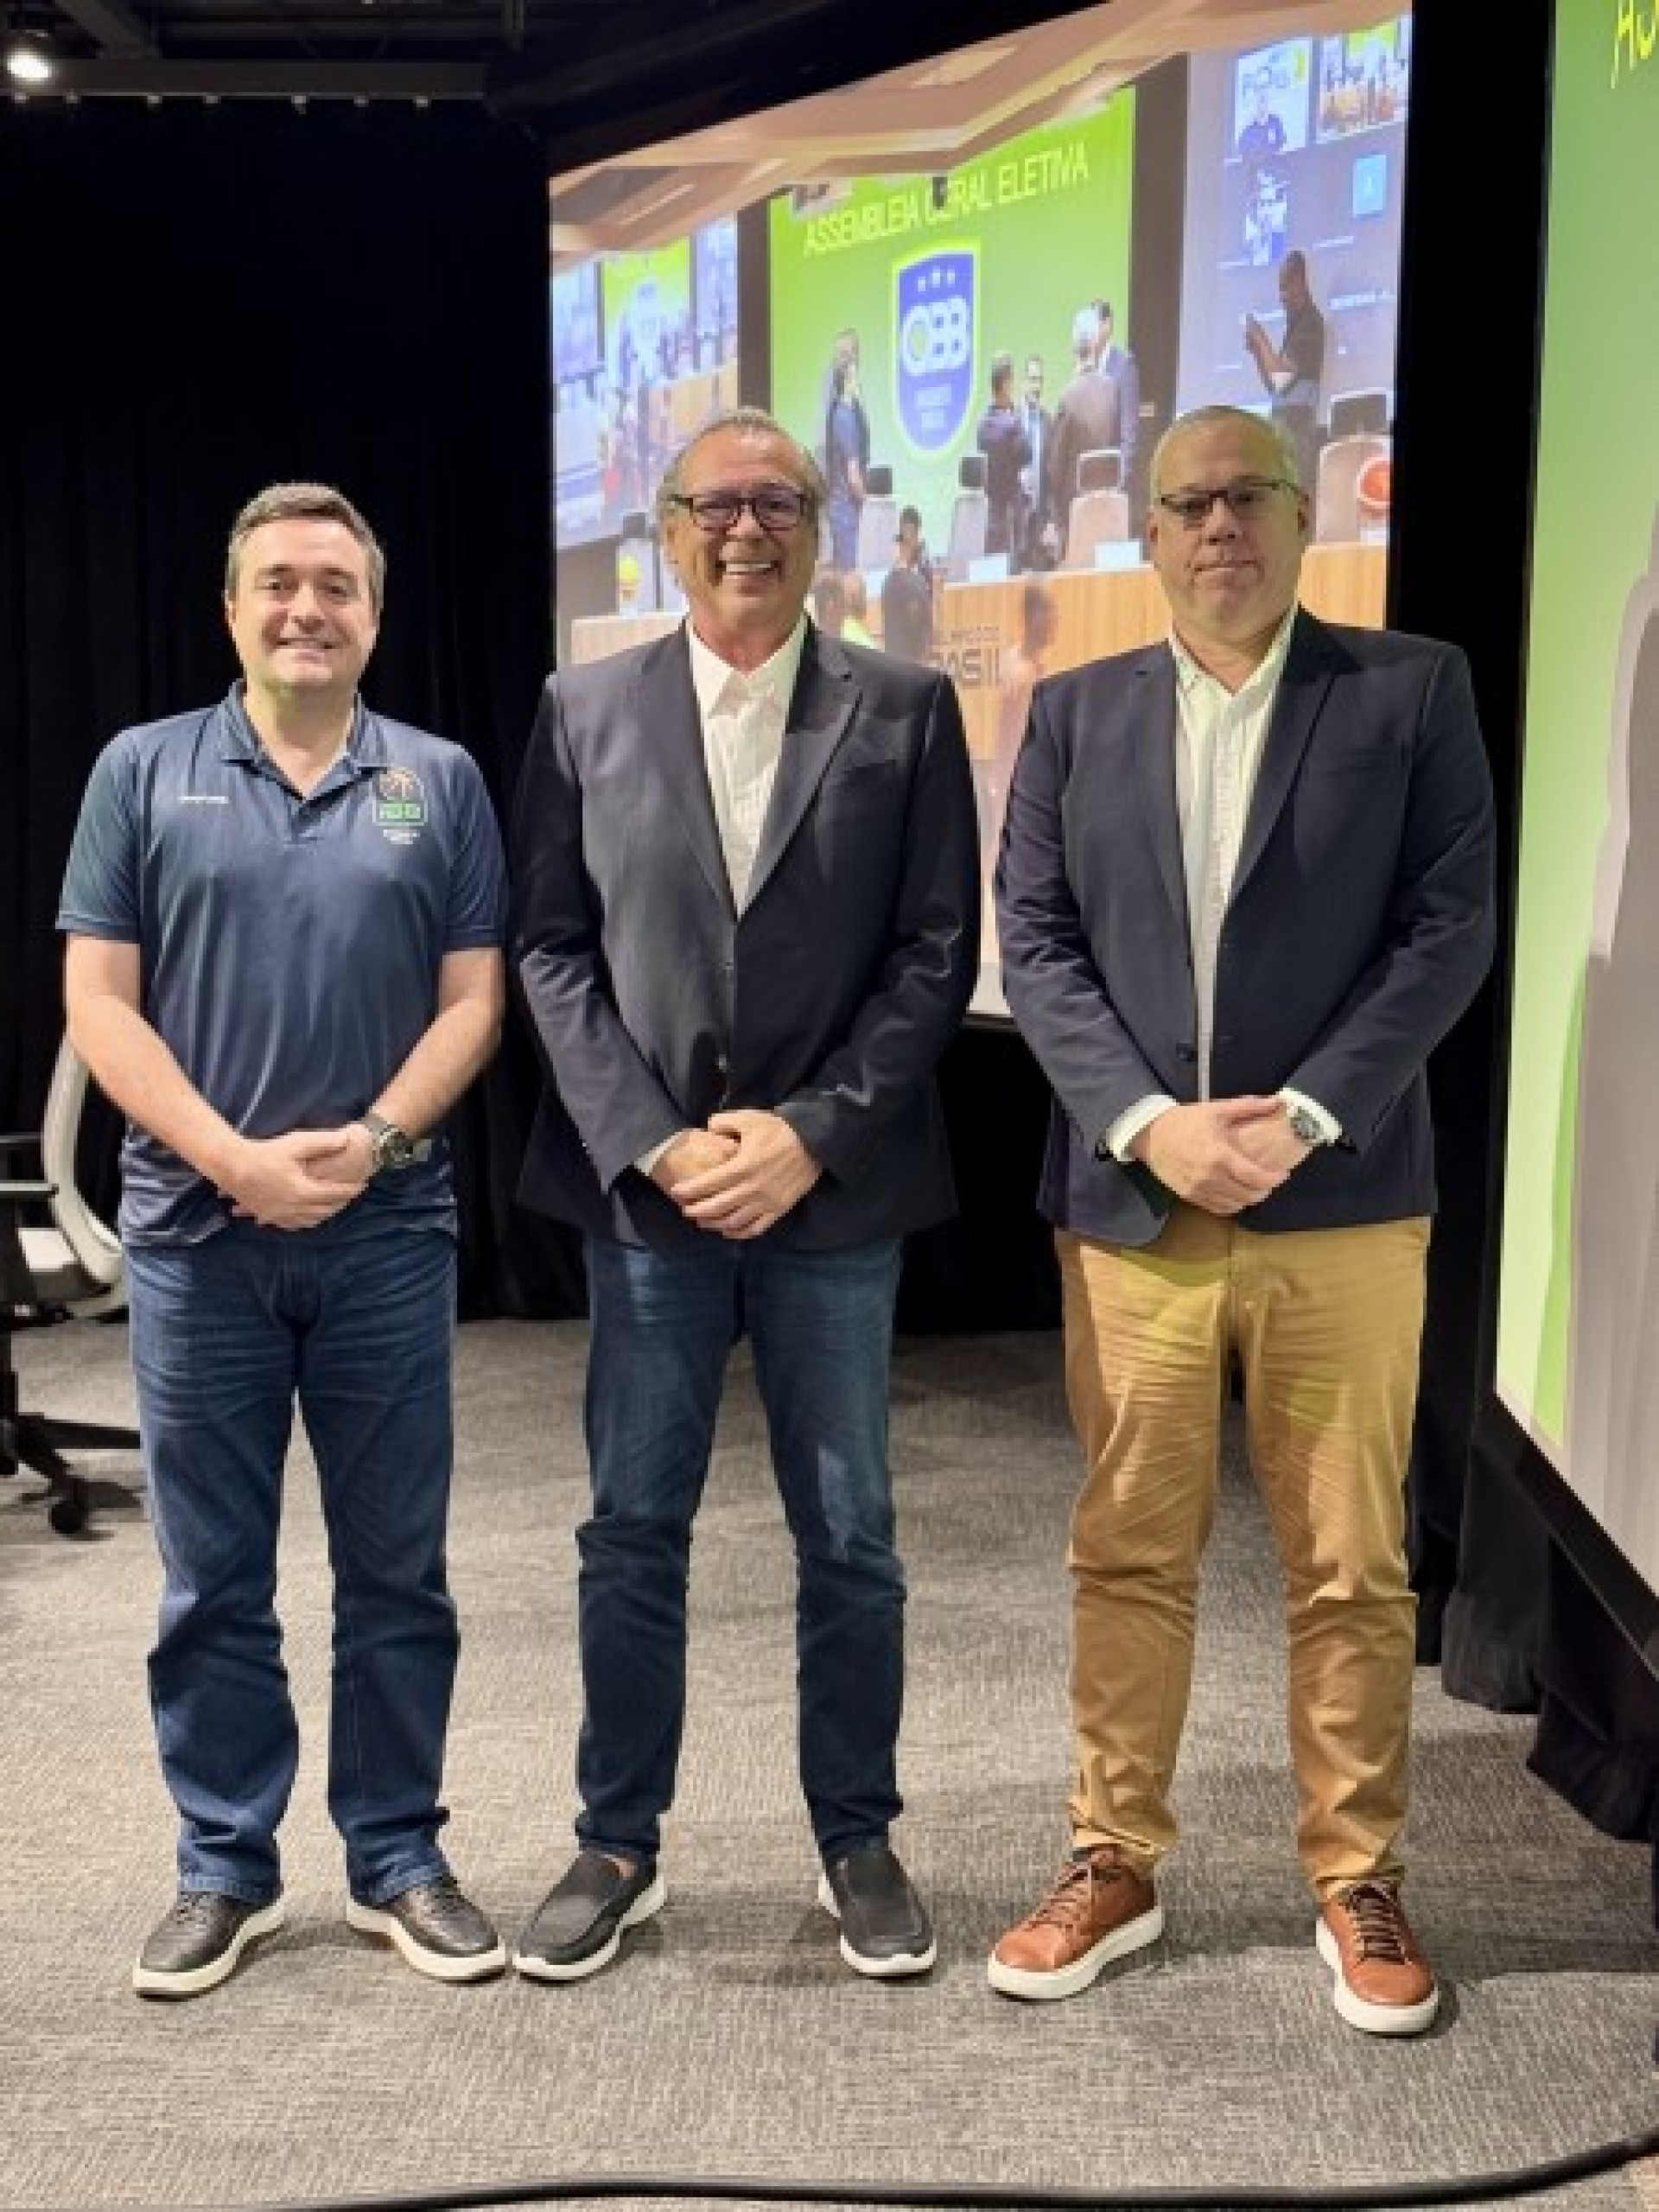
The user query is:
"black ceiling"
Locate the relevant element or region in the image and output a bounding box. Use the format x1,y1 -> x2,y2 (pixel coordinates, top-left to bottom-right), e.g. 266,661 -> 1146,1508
4,0 -> 1082,145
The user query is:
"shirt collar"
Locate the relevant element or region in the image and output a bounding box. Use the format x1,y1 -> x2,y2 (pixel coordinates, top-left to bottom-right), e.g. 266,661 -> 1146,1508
217,682 -> 378,768
1168,602 -> 1298,704
687,616 -> 808,723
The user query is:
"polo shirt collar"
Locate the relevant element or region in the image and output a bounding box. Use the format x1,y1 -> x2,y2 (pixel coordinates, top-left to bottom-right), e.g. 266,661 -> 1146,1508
217,681 -> 380,772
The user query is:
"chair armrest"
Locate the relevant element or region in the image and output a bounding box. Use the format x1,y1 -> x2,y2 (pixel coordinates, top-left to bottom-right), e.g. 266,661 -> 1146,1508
0,1179 -> 58,1202
0,1133 -> 45,1159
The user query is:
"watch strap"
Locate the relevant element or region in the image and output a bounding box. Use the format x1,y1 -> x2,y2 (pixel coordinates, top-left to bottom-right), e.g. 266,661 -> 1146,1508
358,1113 -> 432,1171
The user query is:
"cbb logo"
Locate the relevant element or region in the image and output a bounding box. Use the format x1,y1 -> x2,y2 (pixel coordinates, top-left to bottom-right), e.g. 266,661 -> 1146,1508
901,294 -> 971,375
894,247 -> 977,454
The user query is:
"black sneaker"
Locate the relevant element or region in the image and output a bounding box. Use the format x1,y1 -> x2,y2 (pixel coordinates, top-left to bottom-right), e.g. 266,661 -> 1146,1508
513,1849 -> 666,1982
346,1875 -> 506,1983
817,1843 -> 936,1979
132,1891 -> 287,1999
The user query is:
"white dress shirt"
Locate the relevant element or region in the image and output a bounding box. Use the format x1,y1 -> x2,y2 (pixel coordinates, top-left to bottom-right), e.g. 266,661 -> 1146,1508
635,616 -> 810,1174
1106,608 -> 1340,1160
686,617 -> 807,911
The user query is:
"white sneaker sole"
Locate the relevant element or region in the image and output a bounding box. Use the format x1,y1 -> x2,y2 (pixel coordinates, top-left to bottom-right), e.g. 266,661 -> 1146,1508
816,1871 -> 937,1978
987,1899 -> 1164,2001
346,1896 -> 507,1983
132,1897 -> 288,1999
512,1869 -> 667,1983
1315,1914 -> 1440,2035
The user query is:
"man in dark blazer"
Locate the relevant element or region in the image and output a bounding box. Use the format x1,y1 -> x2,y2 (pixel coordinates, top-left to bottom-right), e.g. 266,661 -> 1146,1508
509,405 -> 980,1986
989,404 -> 1495,2033
1047,305 -> 1122,561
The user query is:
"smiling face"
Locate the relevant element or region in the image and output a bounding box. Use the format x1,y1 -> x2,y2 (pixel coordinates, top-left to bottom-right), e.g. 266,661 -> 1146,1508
225,517 -> 378,716
662,423 -> 819,669
1146,411 -> 1309,673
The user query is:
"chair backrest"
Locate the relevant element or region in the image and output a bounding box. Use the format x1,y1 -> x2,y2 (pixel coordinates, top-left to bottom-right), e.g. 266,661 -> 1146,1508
1064,486 -> 1131,568
616,512 -> 661,613
945,454 -> 989,575
855,493 -> 899,574
1075,446 -> 1122,496
1326,387 -> 1391,440
1314,431 -> 1390,543
40,1041 -> 126,1300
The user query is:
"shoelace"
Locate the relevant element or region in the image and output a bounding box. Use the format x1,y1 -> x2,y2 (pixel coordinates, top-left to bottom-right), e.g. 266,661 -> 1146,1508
1022,1853 -> 1127,1930
1338,1880 -> 1415,1962
414,1876 -> 465,1916
168,1893 -> 226,1927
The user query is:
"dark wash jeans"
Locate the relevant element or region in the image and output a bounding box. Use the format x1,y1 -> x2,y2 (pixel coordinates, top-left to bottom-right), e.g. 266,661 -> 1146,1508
126,1211 -> 460,1906
576,1232 -> 907,1866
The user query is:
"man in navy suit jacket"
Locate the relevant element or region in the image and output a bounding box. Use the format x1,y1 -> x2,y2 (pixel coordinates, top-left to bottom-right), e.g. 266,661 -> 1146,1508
509,406 -> 979,1987
989,404 -> 1495,2033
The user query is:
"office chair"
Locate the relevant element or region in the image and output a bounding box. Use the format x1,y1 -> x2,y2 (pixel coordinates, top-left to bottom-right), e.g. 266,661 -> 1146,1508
1063,445 -> 1131,568
1315,427 -> 1392,542
616,509 -> 663,613
854,464 -> 898,573
945,453 -> 989,577
0,1040 -> 141,1535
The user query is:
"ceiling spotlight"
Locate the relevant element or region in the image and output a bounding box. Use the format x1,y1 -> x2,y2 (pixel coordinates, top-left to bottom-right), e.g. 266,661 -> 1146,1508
3,28 -> 55,83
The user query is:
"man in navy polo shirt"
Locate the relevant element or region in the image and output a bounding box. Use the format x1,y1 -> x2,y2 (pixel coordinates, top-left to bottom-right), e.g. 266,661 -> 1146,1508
59,482 -> 508,1999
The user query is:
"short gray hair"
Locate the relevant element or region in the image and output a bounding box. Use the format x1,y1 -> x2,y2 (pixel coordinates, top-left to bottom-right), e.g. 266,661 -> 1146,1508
225,481 -> 386,613
655,406 -> 828,526
1148,404 -> 1303,497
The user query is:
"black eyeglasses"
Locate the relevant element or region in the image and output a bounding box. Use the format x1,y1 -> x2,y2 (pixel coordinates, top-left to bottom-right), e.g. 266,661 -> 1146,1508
668,486 -> 813,533
1154,478 -> 1298,528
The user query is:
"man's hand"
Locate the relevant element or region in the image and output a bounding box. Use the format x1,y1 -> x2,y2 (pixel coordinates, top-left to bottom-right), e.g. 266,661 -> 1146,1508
649,1128 -> 740,1199
1231,1106 -> 1319,1182
224,1128 -> 368,1230
1133,1097 -> 1290,1217
671,1110 -> 823,1240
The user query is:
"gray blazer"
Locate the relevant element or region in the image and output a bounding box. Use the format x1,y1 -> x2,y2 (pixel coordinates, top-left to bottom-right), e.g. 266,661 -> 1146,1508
994,609 -> 1497,1247
510,621 -> 981,1251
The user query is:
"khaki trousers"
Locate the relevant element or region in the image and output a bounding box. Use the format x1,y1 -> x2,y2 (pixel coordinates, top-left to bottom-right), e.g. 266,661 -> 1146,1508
1057,1206 -> 1429,1897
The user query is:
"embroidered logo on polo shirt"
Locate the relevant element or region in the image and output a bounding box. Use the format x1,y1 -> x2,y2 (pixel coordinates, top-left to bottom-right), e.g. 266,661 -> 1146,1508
373,766 -> 427,845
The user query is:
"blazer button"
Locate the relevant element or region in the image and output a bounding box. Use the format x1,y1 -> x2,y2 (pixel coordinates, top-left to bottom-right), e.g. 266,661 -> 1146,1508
1175,1044 -> 1197,1064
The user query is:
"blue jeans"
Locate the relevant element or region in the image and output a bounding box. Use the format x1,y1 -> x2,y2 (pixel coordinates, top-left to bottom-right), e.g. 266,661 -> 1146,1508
577,1233 -> 907,1866
125,1213 -> 461,1905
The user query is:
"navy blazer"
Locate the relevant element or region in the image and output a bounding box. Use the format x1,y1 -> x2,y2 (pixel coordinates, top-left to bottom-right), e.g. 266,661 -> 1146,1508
994,609 -> 1497,1245
510,621 -> 981,1252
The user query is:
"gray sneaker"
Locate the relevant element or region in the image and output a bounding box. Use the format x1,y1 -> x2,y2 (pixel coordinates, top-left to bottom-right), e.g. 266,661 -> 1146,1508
346,1874 -> 506,1983
513,1849 -> 665,1982
133,1891 -> 287,1999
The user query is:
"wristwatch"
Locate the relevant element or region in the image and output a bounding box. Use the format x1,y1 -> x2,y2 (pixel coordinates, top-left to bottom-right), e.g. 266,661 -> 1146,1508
1283,1100 -> 1327,1147
359,1112 -> 419,1174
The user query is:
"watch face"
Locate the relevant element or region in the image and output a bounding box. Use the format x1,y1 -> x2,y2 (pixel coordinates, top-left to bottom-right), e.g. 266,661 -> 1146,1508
378,1128 -> 417,1171
1287,1105 -> 1323,1146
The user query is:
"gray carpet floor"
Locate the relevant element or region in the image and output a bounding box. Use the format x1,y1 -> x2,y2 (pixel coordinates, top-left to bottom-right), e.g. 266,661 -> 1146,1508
2,1313 -> 1656,2212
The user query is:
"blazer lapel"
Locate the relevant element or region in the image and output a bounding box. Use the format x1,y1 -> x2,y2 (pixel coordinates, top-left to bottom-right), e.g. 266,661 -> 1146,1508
1129,650 -> 1188,934
1233,611 -> 1338,898
644,629 -> 737,920
745,628 -> 856,905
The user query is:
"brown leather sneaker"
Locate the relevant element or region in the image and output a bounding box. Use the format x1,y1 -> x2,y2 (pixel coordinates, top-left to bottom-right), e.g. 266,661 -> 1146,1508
1316,1880 -> 1440,2036
988,1846 -> 1164,2001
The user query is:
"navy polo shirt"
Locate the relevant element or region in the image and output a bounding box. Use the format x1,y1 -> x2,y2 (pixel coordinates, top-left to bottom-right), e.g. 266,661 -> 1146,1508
58,684 -> 507,1246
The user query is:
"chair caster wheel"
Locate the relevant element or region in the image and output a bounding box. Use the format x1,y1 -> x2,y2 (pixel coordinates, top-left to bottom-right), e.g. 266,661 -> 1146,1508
48,1495 -> 87,1536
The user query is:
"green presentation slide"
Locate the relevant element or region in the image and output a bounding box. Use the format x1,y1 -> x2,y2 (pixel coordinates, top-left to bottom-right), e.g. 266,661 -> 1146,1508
1497,0 -> 1659,1581
767,94 -> 1135,556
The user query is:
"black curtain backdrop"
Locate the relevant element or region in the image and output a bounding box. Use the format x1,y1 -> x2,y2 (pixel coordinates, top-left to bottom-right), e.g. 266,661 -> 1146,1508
0,99 -> 584,1319
1,0 -> 1653,1886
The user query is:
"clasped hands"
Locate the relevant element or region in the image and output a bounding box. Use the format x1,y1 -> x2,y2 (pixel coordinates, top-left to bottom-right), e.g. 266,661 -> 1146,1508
1133,1096 -> 1313,1217
219,1125 -> 377,1231
652,1110 -> 822,1241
